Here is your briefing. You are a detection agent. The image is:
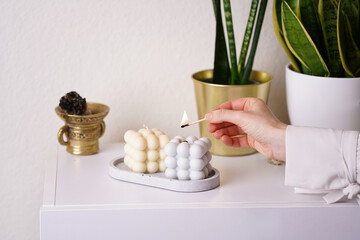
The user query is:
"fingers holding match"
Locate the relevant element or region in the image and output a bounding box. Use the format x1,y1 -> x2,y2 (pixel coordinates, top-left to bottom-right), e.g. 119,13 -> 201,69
212,125 -> 246,139
207,122 -> 233,133
221,135 -> 251,148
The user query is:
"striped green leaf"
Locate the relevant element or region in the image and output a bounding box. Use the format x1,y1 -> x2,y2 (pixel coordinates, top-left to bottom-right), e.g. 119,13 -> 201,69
282,1 -> 330,76
238,0 -> 259,80
273,0 -> 301,72
242,0 -> 268,84
299,0 -> 327,61
338,0 -> 360,77
319,0 -> 343,76
275,0 -> 299,31
342,0 -> 359,44
223,0 -> 239,84
212,0 -> 230,84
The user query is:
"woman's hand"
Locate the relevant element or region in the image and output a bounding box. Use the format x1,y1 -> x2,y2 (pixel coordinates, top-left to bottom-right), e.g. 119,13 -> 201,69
205,98 -> 287,161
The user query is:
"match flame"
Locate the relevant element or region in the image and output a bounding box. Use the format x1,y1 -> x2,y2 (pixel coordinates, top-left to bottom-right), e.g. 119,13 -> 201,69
180,111 -> 189,126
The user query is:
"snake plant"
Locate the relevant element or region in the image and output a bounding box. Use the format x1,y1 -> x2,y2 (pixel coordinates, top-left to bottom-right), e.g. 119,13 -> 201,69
273,0 -> 360,77
212,0 -> 268,85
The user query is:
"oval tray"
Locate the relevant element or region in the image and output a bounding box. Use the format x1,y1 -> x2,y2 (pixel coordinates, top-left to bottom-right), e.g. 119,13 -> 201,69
109,158 -> 220,192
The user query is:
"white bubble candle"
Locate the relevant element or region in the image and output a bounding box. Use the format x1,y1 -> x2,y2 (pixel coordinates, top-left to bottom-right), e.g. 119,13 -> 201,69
124,128 -> 170,173
164,136 -> 212,180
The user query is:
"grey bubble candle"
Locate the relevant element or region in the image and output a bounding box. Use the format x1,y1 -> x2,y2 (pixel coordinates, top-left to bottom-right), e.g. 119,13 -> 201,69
164,136 -> 212,180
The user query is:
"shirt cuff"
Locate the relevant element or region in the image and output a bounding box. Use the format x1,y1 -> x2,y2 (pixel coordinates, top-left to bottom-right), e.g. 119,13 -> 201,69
285,126 -> 359,190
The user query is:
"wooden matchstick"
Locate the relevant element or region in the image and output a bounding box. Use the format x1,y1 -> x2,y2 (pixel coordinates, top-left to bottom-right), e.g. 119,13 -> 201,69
181,118 -> 206,128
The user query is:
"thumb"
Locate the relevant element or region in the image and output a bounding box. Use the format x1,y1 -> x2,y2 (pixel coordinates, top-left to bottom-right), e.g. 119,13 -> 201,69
205,108 -> 244,124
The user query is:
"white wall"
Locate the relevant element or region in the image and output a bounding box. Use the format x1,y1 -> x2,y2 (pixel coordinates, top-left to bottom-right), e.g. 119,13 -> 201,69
0,1 -> 289,239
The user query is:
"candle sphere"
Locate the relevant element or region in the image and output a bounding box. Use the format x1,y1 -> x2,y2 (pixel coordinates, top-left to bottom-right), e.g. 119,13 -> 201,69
165,168 -> 177,179
139,128 -> 152,137
189,158 -> 204,171
159,160 -> 167,172
165,142 -> 178,157
190,170 -> 205,180
159,149 -> 166,160
147,150 -> 159,162
147,161 -> 159,173
202,154 -> 209,165
194,139 -> 207,149
174,135 -> 185,142
132,150 -> 146,162
177,142 -> 190,157
185,136 -> 198,144
124,144 -> 131,155
159,135 -> 171,148
200,137 -> 212,150
152,128 -> 164,136
124,155 -> 131,165
146,134 -> 159,150
170,138 -> 181,144
177,157 -> 190,169
132,162 -> 147,173
205,151 -> 212,162
132,137 -> 146,151
124,130 -> 136,142
189,143 -> 205,159
165,156 -> 177,169
177,169 -> 190,180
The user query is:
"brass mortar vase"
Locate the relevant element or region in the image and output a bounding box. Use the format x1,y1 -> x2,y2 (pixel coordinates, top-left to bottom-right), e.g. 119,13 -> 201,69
193,69 -> 271,156
55,102 -> 110,155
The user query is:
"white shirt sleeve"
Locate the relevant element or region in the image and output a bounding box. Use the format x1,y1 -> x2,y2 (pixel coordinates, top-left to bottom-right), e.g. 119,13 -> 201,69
285,126 -> 360,204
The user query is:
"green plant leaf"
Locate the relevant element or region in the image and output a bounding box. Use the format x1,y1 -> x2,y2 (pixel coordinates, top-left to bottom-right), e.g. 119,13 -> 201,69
212,0 -> 218,18
212,0 -> 230,84
338,0 -> 360,77
282,1 -> 330,76
298,0 -> 328,74
273,0 -> 301,72
319,0 -> 343,76
223,0 -> 239,84
343,0 -> 359,44
238,0 -> 259,80
299,0 -> 327,62
275,0 -> 299,32
242,0 -> 268,84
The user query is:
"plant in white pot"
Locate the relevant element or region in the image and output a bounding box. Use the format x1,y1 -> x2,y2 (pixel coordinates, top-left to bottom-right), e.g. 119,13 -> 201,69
273,0 -> 360,130
193,0 -> 271,156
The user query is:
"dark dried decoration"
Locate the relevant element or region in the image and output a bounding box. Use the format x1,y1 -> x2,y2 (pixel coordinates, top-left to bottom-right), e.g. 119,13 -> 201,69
59,91 -> 87,115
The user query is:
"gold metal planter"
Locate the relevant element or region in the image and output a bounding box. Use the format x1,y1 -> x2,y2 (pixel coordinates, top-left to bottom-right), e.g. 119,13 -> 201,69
192,69 -> 271,156
55,102 -> 110,155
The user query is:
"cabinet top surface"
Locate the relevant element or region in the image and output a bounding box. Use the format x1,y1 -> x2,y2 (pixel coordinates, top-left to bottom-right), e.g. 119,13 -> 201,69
43,143 -> 357,208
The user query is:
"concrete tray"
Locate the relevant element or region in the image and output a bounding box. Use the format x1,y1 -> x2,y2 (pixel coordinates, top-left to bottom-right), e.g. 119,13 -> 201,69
109,158 -> 220,192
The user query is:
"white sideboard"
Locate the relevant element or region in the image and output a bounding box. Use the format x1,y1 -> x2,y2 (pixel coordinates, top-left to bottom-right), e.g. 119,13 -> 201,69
40,143 -> 359,240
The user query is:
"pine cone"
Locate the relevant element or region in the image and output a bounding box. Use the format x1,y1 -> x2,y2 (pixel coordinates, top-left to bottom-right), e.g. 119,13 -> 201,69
59,91 -> 87,115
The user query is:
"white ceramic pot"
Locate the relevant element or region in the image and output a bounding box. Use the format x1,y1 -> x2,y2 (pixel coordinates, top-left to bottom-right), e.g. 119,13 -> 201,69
286,64 -> 360,131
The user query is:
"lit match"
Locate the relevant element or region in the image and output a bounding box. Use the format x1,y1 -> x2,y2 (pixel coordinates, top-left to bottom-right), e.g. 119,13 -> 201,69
181,118 -> 206,128
180,111 -> 206,128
